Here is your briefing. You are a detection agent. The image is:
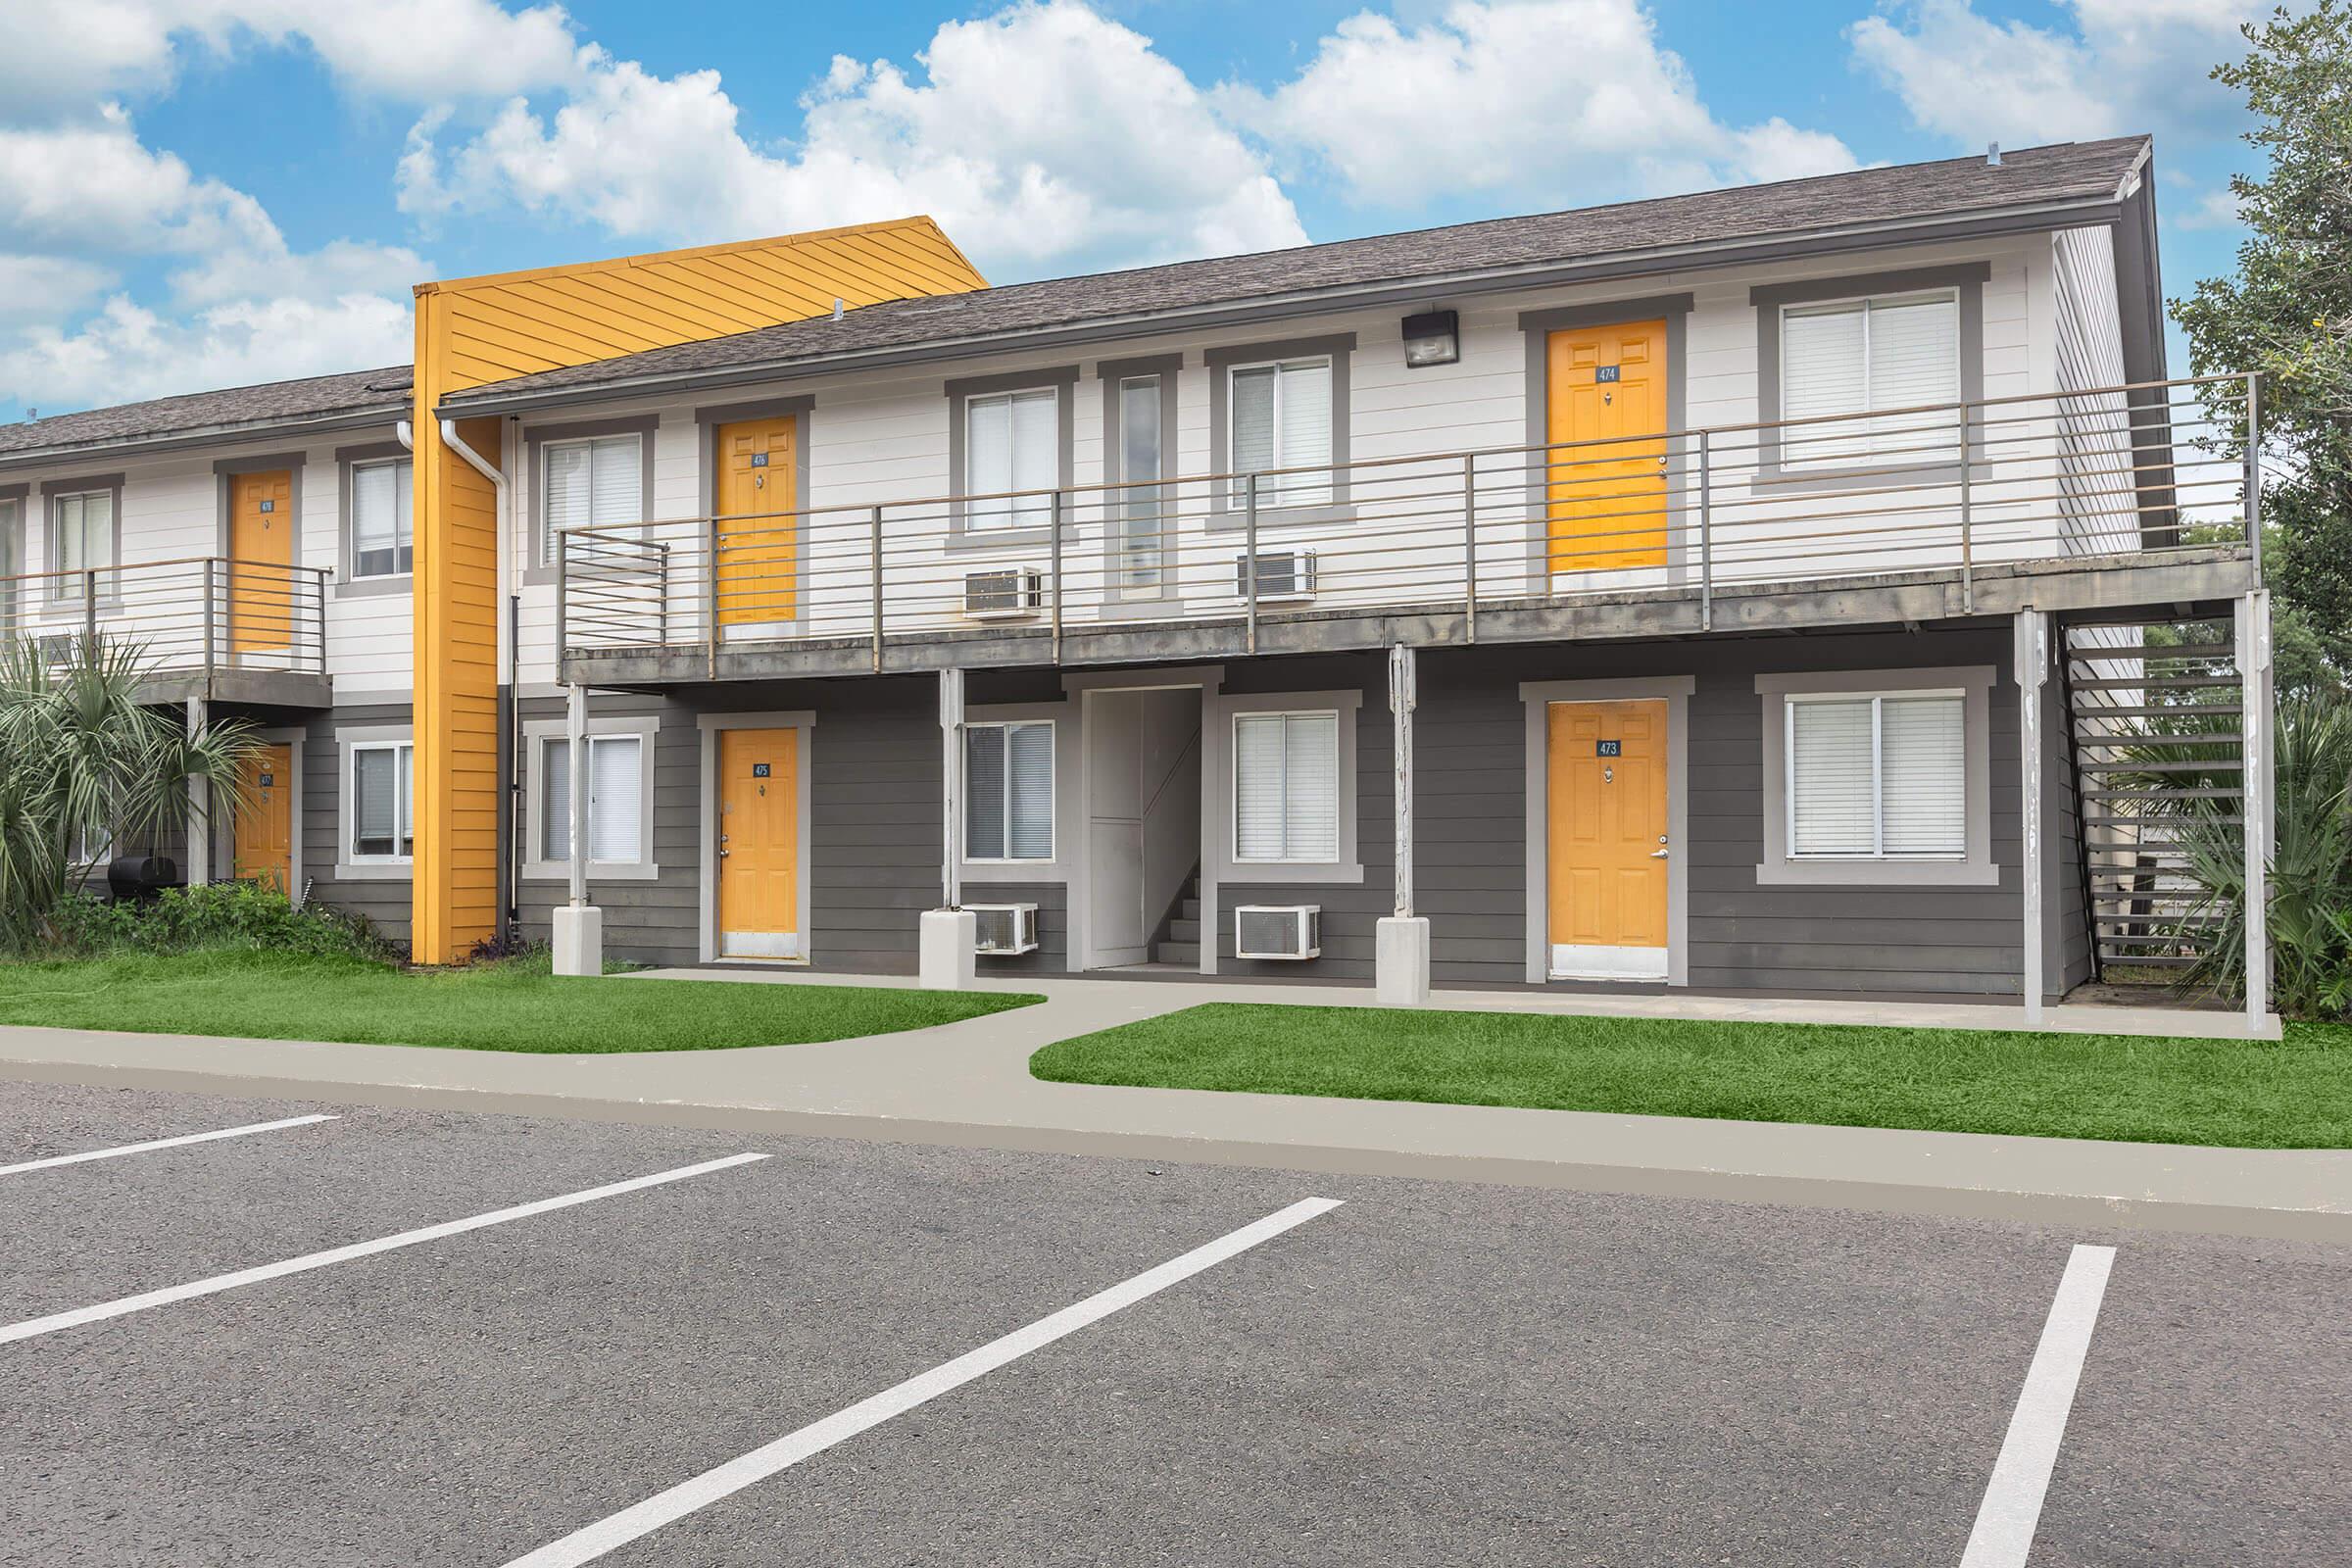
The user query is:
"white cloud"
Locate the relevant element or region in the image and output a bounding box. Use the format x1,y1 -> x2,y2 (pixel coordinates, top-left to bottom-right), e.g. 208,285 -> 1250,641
1849,0 -> 2256,148
0,292 -> 413,409
401,2 -> 1307,274
2174,182 -> 2245,231
0,256 -> 115,327
1220,0 -> 1861,209
0,0 -> 581,113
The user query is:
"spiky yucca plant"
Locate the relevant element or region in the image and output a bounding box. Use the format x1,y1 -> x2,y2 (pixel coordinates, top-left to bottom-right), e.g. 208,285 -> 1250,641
0,634 -> 261,952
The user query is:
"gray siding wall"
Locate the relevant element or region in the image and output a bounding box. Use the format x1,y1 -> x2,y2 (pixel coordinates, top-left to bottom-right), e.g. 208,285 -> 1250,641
577,627 -> 2083,999
300,702 -> 414,948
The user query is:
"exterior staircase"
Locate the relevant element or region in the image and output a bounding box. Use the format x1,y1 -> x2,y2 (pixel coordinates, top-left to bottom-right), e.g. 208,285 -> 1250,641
2061,612 -> 2250,988
1152,868 -> 1202,967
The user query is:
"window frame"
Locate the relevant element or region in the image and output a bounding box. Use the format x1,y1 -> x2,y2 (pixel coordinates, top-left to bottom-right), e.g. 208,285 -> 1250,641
1776,288 -> 1962,471
0,484 -> 23,634
1204,333 -> 1354,529
337,442 -> 415,593
520,714 -> 662,882
1754,664 -> 1997,887
1206,688 -> 1363,887
46,475 -> 122,604
1782,688 -> 1968,861
1098,354 -> 1182,605
1230,708 -> 1343,866
524,416 -> 656,583
961,717 -> 1057,866
1748,263 -> 1988,487
945,367 -> 1077,550
343,737 -> 415,868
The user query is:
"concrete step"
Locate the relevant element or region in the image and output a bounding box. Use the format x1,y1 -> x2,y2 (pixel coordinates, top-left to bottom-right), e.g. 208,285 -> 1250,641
1166,917 -> 1200,942
1179,898 -> 1200,921
1154,940 -> 1199,966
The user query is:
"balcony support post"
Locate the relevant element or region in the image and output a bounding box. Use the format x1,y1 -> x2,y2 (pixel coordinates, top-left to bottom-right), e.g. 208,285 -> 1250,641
1959,402 -> 1976,615
183,697 -> 211,889
2244,373 -> 2262,574
82,569 -> 96,649
201,559 -> 217,690
920,665 -> 975,990
869,506 -> 885,674
705,514 -> 720,680
1378,643 -> 1430,1006
552,678 -> 602,977
2237,589 -> 2273,1036
1462,454 -> 1478,644
2015,609 -> 2049,1026
1697,429 -> 1713,632
1050,490 -> 1064,664
1244,472 -> 1259,657
553,531 -> 567,673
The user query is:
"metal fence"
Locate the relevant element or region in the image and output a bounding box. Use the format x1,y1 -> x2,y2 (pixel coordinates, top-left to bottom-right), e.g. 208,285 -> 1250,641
0,556 -> 330,678
559,372 -> 2258,665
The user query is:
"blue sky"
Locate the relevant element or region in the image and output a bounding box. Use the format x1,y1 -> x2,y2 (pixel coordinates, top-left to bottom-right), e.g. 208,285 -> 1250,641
0,1 -> 2267,421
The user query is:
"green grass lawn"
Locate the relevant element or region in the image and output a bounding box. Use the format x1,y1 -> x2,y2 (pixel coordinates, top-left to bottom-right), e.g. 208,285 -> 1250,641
1031,1003 -> 2352,1149
0,949 -> 1036,1054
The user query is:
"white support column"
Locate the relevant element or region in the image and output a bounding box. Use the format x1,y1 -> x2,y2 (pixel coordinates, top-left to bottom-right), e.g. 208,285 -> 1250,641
552,680 -> 602,975
1377,644 -> 1431,1006
2015,610 -> 2049,1026
183,697 -> 211,887
920,666 -> 976,989
2236,590 -> 2273,1036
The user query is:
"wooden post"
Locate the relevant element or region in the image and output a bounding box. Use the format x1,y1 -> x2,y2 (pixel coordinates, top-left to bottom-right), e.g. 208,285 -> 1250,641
939,666 -> 964,910
1389,644 -> 1416,918
2237,589 -> 2272,1034
2015,610 -> 2048,1025
565,680 -> 589,909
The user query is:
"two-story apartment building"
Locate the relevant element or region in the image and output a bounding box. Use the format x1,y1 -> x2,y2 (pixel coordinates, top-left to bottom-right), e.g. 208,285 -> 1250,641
0,137 -> 2275,1030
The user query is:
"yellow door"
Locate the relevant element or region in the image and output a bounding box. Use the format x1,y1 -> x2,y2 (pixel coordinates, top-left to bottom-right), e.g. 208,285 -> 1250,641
232,743 -> 293,894
1546,700 -> 1668,975
1545,320 -> 1668,574
717,727 -> 800,958
715,416 -> 798,630
228,468 -> 295,653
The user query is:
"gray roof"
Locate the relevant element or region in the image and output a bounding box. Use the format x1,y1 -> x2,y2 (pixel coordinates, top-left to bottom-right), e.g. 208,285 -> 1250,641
443,136 -> 2153,415
0,365 -> 412,468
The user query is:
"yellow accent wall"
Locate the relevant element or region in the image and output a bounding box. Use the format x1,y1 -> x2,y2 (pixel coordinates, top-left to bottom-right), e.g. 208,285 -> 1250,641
407,217 -> 987,962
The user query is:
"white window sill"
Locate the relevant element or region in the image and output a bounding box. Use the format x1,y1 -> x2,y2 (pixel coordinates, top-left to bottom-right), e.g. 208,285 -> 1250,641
335,858 -> 413,881
1226,859 -> 1364,886
1754,858 -> 1998,888
522,860 -> 662,883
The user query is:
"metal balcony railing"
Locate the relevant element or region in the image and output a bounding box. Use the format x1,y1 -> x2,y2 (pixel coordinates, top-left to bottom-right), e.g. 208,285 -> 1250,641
557,372 -> 2260,667
0,556 -> 330,680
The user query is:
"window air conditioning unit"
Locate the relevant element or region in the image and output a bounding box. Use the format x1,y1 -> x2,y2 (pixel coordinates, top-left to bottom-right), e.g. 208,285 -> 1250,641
1235,905 -> 1320,960
969,903 -> 1040,956
964,568 -> 1043,620
34,633 -> 76,665
1236,549 -> 1315,602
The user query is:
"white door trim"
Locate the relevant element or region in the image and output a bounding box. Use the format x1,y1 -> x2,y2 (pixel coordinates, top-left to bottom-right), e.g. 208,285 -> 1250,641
1063,666 -> 1223,974
695,710 -> 815,965
1519,676 -> 1692,987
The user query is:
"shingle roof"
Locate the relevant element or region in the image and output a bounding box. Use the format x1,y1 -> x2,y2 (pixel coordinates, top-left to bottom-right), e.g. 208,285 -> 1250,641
0,365 -> 412,466
443,136 -> 2151,413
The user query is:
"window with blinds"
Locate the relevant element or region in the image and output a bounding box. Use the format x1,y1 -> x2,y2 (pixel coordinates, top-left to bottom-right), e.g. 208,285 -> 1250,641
1780,291 -> 1960,466
1117,376 -> 1164,590
0,499 -> 18,633
351,458 -> 414,578
540,735 -> 645,865
965,720 -> 1054,860
53,490 -> 113,599
542,434 -> 642,563
965,389 -> 1057,528
1233,710 -> 1340,862
1787,693 -> 1965,858
1229,358 -> 1334,507
351,742 -> 414,859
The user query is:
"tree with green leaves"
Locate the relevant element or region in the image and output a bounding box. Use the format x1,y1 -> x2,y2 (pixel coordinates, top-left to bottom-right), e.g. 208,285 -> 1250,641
0,634 -> 259,951
2175,0 -> 2352,691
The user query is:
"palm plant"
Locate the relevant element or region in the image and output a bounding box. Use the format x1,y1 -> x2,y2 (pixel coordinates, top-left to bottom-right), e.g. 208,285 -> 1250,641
0,634 -> 260,951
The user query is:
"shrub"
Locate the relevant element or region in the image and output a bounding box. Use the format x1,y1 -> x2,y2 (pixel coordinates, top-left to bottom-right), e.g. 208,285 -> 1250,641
38,881 -> 395,964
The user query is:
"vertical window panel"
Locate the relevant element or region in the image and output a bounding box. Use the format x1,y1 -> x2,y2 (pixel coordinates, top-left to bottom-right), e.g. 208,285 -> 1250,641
1880,696 -> 1967,855
965,389 -> 1056,528
1788,699 -> 1876,856
1234,710 -> 1340,862
1787,692 -> 1967,859
543,434 -> 641,563
963,721 -> 1054,860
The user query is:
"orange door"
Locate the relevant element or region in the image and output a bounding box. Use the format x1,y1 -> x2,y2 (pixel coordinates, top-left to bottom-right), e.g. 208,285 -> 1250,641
228,468 -> 295,653
1545,320 -> 1668,574
232,743 -> 294,893
1546,700 -> 1668,972
714,416 -> 798,630
717,727 -> 800,958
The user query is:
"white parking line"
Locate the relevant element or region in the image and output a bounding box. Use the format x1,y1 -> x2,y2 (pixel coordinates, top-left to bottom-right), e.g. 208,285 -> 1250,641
501,1194 -> 1346,1568
1960,1244 -> 2117,1568
0,1151 -> 769,1348
0,1113 -> 337,1178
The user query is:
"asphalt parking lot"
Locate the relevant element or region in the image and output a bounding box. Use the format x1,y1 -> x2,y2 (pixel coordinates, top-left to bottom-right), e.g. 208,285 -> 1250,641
2,1078 -> 2345,1567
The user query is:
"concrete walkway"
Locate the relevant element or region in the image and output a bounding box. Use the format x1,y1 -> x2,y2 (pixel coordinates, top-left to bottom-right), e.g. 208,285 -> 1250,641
0,967 -> 2335,1242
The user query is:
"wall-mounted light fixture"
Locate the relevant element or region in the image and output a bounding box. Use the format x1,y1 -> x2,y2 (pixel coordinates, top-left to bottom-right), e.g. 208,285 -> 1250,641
1400,309 -> 1459,368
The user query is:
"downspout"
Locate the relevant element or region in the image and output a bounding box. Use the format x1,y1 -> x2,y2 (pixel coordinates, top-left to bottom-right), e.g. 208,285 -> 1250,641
437,418 -> 517,946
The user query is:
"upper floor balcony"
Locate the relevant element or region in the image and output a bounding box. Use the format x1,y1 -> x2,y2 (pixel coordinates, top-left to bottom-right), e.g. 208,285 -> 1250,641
2,556 -> 332,708
555,373 -> 2263,686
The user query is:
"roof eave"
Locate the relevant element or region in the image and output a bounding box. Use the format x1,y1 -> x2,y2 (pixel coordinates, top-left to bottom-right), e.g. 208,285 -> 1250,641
437,192 -> 2128,420
0,403 -> 410,475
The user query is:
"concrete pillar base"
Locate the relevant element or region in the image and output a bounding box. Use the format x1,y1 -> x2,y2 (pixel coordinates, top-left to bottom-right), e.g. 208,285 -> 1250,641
552,906 -> 604,976
1376,915 -> 1432,1006
919,908 -> 978,990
